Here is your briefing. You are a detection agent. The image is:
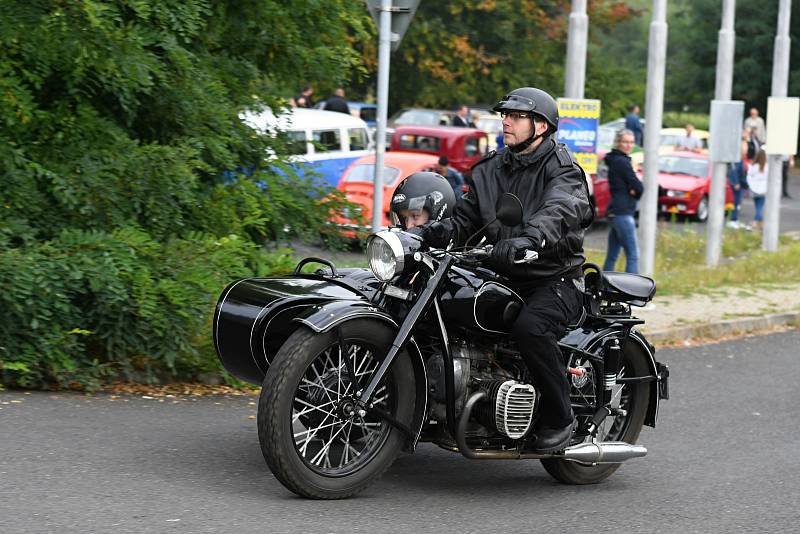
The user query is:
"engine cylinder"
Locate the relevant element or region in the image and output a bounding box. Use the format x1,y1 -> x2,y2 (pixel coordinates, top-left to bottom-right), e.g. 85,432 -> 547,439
475,379 -> 537,439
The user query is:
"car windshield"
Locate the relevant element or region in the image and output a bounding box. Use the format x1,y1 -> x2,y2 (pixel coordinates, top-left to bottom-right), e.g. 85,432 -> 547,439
397,134 -> 441,152
658,156 -> 708,178
343,164 -> 402,186
393,110 -> 443,126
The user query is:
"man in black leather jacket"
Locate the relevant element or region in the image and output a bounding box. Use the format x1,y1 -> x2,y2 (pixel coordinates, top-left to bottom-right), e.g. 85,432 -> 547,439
414,87 -> 593,452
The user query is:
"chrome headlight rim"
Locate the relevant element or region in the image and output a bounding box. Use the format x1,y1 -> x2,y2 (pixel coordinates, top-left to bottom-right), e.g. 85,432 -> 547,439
366,230 -> 405,282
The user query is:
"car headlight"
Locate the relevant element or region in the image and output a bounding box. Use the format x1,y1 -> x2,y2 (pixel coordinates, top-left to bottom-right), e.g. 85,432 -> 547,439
365,230 -> 421,282
666,189 -> 688,198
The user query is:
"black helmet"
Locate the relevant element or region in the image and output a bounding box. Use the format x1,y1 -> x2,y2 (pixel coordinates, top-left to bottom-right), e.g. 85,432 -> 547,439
390,171 -> 456,229
493,87 -> 559,130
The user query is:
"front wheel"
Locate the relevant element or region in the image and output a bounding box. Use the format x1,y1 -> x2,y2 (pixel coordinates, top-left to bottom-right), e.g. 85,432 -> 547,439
694,195 -> 709,222
541,338 -> 651,484
257,319 -> 415,499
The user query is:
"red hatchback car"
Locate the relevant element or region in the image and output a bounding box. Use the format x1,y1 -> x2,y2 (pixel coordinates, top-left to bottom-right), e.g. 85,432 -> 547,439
657,152 -> 732,222
390,126 -> 489,176
329,151 -> 440,237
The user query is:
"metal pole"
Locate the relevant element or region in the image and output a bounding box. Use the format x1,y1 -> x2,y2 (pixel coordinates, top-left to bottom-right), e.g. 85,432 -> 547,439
371,0 -> 392,233
763,0 -> 792,251
565,0 -> 588,99
706,0 -> 736,266
639,0 -> 669,277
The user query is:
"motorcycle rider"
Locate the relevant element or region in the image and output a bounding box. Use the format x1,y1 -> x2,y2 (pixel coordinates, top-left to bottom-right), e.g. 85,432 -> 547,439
410,87 -> 593,453
389,171 -> 457,230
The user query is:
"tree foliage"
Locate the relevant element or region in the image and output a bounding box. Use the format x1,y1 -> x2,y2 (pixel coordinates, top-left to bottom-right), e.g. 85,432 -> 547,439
351,1 -> 636,118
0,0 -> 370,388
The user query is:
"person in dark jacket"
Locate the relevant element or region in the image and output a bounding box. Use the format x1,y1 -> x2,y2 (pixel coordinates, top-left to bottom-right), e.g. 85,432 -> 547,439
322,88 -> 350,115
412,87 -> 593,453
624,104 -> 643,146
603,129 -> 643,273
436,155 -> 465,196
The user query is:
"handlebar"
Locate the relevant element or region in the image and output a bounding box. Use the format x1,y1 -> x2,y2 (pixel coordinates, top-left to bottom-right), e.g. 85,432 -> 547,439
444,244 -> 538,265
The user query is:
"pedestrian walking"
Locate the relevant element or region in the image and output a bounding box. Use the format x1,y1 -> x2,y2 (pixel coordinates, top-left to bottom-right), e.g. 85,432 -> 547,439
726,160 -> 748,229
322,88 -> 350,115
625,104 -> 643,146
746,148 -> 769,230
292,85 -> 314,108
781,155 -> 794,199
452,105 -> 474,128
435,155 -> 465,196
743,107 -> 766,144
603,129 -> 643,273
674,124 -> 703,153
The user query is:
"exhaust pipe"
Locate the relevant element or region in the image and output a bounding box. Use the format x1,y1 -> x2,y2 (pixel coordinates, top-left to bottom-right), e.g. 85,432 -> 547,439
456,391 -> 647,463
562,441 -> 647,464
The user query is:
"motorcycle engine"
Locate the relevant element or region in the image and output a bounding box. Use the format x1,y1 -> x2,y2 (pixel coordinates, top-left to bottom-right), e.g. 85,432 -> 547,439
475,379 -> 537,439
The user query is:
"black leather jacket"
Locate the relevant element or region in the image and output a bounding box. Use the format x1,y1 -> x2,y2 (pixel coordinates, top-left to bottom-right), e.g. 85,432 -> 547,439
426,137 -> 593,280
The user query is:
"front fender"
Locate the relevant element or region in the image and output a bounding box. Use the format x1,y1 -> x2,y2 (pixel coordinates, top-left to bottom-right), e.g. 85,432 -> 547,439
294,301 -> 430,453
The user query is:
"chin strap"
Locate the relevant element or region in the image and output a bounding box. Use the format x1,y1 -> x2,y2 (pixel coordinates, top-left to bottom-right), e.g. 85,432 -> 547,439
508,128 -> 549,153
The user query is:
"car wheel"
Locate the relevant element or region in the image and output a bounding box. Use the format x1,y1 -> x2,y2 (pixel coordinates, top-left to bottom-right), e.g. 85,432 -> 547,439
693,195 -> 709,222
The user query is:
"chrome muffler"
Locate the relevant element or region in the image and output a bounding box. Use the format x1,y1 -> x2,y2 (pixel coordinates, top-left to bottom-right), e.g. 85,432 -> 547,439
455,391 -> 647,462
562,441 -> 647,464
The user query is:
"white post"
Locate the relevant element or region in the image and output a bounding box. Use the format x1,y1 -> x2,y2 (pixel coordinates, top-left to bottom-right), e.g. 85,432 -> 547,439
565,0 -> 588,99
371,0 -> 392,233
639,0 -> 669,277
706,0 -> 736,266
763,0 -> 792,251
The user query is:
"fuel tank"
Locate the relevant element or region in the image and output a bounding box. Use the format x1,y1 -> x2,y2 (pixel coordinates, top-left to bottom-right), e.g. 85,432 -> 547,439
438,266 -> 523,335
213,268 -> 380,384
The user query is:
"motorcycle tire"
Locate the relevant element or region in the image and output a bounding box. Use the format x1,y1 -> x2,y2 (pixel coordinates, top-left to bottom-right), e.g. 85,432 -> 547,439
540,341 -> 651,485
257,319 -> 416,499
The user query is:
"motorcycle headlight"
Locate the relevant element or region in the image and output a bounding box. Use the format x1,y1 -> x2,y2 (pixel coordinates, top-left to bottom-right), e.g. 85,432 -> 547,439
366,230 -> 421,282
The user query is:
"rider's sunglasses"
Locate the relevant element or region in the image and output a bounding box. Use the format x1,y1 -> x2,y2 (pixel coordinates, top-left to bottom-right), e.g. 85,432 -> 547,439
500,111 -> 532,120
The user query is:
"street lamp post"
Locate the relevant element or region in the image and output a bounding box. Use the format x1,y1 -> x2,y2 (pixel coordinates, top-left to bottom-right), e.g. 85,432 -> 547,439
639,0 -> 669,277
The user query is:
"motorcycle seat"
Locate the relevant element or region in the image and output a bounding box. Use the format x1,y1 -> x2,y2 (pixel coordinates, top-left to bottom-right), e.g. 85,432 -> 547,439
590,271 -> 656,307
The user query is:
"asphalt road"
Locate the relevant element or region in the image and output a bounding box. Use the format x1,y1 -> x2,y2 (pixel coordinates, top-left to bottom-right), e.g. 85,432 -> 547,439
2,329 -> 799,533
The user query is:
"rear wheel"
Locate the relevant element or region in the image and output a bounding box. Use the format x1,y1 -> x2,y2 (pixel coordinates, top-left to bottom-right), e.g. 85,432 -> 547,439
257,319 -> 415,499
541,340 -> 651,484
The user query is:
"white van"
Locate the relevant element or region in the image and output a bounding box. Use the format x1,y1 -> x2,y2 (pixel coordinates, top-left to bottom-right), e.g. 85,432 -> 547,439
242,107 -> 373,188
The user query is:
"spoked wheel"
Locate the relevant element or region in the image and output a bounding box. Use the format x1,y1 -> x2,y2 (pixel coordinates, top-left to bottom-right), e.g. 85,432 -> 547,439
541,340 -> 651,484
257,319 -> 415,499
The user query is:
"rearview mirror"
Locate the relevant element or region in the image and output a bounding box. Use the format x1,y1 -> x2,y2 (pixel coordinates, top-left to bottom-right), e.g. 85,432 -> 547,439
495,193 -> 524,227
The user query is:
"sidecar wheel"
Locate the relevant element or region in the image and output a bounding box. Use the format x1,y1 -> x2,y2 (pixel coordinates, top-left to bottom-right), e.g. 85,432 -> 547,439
540,341 -> 650,485
257,319 -> 415,499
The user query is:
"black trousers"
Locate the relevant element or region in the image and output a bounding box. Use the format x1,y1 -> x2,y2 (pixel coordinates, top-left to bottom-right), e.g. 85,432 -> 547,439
511,277 -> 583,428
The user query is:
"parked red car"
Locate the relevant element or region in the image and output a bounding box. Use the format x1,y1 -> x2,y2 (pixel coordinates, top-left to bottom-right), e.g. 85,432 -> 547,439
329,151 -> 440,238
390,126 -> 488,176
657,152 -> 732,222
590,149 -> 612,219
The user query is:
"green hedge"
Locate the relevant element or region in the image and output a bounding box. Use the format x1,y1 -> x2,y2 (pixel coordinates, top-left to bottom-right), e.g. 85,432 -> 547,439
0,228 -> 294,389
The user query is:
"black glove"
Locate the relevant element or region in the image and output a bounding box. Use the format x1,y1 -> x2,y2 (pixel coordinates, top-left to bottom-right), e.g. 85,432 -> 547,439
405,224 -> 430,241
491,237 -> 536,268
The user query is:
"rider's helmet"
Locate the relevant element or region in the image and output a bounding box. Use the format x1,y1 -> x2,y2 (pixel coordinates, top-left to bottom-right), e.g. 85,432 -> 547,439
492,87 -> 559,132
389,171 -> 457,229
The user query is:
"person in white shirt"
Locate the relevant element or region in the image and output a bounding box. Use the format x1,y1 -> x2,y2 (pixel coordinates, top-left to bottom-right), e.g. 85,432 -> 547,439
743,107 -> 766,144
674,124 -> 703,153
746,148 -> 769,230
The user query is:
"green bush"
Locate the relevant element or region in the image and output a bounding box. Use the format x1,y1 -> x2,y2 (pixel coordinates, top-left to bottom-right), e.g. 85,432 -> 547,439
662,111 -> 710,131
0,228 -> 294,389
0,1 -> 369,389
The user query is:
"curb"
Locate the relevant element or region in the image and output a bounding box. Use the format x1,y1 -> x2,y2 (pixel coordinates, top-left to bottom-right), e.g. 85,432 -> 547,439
643,312 -> 800,345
